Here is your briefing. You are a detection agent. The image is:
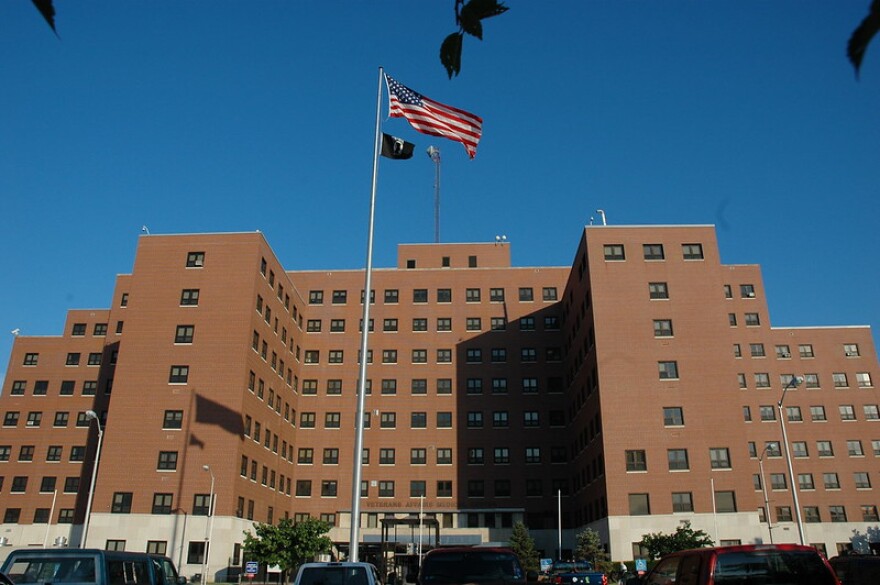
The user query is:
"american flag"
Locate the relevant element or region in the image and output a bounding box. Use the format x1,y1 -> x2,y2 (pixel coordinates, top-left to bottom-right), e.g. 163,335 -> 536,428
385,74 -> 483,159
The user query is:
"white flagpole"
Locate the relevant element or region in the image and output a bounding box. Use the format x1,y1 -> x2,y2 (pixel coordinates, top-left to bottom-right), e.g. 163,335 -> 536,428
349,66 -> 385,562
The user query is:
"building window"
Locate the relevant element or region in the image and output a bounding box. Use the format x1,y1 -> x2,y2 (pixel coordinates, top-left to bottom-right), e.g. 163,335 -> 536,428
411,379 -> 428,395
658,361 -> 679,379
112,492 -> 133,513
23,353 -> 39,366
824,473 -> 841,489
437,412 -> 453,428
152,493 -> 173,514
626,450 -> 647,472
840,405 -> 857,421
648,282 -> 669,300
682,243 -> 704,260
628,493 -> 650,515
169,366 -> 189,384
653,320 -> 673,337
817,441 -> 834,457
384,289 -> 399,304
66,353 -> 81,366
750,343 -> 765,357
829,506 -> 847,522
862,506 -> 879,522
157,451 -> 178,471
412,288 -> 428,303
518,287 -> 534,301
465,288 -> 481,302
754,373 -> 770,388
493,447 -> 510,464
710,448 -> 731,469
603,244 -> 625,261
466,317 -> 482,331
745,313 -> 761,326
844,344 -> 860,357
161,410 -> 183,429
775,345 -> 791,359
759,406 -> 776,421
174,325 -> 195,344
324,412 -> 341,428
380,412 -> 396,429
672,492 -> 693,512
489,288 -> 505,302
71,323 -> 87,336
378,481 -> 395,497
436,448 -> 452,464
542,287 -> 558,301
643,244 -> 664,260
667,449 -> 689,470
857,372 -> 873,388
770,473 -> 787,490
437,318 -> 452,332
863,405 -> 879,420
854,472 -> 872,489
412,318 -> 427,332
186,251 -> 205,267
663,407 -> 684,426
437,288 -> 452,303
833,373 -> 849,388
468,448 -> 484,464
304,350 -> 319,364
848,440 -> 864,456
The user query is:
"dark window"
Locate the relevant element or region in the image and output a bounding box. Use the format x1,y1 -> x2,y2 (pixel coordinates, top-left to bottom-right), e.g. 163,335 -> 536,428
169,366 -> 189,384
175,325 -> 195,344
157,451 -> 178,470
643,244 -> 664,260
185,251 -> 206,267
163,410 -> 183,429
682,243 -> 704,260
603,244 -> 625,261
112,492 -> 133,513
152,493 -> 173,514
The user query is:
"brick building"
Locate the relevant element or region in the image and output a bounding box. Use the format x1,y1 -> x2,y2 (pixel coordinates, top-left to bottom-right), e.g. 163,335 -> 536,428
1,225 -> 877,575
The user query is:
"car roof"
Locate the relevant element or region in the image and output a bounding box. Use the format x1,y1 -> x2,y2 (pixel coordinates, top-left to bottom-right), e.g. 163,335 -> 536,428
664,544 -> 819,557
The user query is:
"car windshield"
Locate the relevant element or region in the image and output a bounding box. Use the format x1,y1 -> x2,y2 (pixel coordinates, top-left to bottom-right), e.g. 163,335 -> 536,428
298,567 -> 370,585
5,558 -> 97,584
421,551 -> 523,583
714,550 -> 837,585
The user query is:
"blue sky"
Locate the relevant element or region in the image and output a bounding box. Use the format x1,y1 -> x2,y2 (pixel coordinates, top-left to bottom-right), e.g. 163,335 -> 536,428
1,1 -> 878,380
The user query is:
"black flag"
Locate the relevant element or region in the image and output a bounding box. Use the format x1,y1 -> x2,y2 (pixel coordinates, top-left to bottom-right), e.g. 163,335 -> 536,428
381,133 -> 415,160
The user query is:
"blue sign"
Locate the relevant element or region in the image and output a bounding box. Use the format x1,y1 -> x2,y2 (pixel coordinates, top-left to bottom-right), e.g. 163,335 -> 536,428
540,559 -> 553,573
245,562 -> 259,575
635,559 -> 647,574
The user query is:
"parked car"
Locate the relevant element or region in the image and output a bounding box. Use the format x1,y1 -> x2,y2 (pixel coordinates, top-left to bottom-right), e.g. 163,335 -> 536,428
293,562 -> 383,585
413,547 -> 535,585
0,549 -> 186,585
627,544 -> 839,585
546,561 -> 606,585
828,554 -> 880,585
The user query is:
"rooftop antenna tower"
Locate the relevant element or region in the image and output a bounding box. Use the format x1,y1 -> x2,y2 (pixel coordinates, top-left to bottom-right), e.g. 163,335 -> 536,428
427,146 -> 441,242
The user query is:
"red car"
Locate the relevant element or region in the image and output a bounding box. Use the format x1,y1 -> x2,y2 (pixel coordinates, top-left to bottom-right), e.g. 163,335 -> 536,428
631,544 -> 839,585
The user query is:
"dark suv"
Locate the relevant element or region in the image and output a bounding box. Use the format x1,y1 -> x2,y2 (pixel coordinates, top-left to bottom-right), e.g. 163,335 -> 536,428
415,547 -> 529,585
630,544 -> 839,585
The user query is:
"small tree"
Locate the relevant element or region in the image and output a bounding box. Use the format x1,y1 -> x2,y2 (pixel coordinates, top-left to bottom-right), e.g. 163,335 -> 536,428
637,521 -> 714,560
574,528 -> 611,572
243,517 -> 332,581
508,521 -> 540,573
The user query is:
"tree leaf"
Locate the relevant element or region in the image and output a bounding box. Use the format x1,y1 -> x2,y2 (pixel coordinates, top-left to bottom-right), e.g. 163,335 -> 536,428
461,0 -> 509,23
441,32 -> 464,78
848,0 -> 880,78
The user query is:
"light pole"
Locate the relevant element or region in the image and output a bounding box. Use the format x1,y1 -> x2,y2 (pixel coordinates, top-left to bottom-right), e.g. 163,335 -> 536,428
777,376 -> 805,545
202,465 -> 215,585
80,410 -> 104,548
757,446 -> 774,544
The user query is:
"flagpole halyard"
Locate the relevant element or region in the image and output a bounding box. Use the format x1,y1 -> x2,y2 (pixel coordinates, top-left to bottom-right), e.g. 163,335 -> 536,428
349,66 -> 385,562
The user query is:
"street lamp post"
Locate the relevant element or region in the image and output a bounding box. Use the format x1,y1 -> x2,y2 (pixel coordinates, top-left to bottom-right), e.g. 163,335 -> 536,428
80,410 -> 104,548
757,446 -> 774,544
202,465 -> 215,585
777,376 -> 806,545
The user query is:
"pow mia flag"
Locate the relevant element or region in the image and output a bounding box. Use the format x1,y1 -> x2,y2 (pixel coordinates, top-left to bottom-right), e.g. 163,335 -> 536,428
381,133 -> 415,160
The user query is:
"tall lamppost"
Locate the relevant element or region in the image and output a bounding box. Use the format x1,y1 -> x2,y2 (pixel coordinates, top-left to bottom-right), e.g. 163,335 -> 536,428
777,376 -> 805,545
757,445 -> 774,544
80,410 -> 104,548
201,465 -> 215,585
